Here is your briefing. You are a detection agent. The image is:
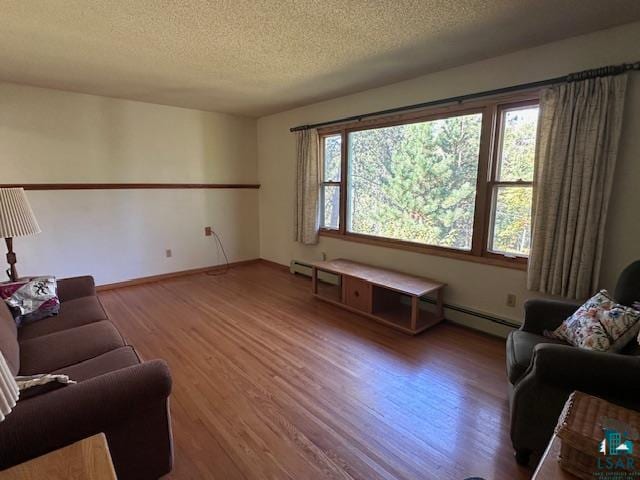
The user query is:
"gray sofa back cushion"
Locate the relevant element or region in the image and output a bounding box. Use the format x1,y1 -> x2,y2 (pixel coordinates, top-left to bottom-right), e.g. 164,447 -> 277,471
615,260 -> 640,307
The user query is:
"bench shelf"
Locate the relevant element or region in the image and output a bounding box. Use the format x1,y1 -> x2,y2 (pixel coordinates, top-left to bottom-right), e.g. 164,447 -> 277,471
311,259 -> 446,335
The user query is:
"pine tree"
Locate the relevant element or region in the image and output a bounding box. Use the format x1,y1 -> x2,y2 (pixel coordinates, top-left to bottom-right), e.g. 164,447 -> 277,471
342,107 -> 536,254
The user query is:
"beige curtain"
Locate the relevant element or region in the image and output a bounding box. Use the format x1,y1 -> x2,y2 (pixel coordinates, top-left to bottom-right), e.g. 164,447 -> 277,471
527,75 -> 628,299
294,129 -> 320,245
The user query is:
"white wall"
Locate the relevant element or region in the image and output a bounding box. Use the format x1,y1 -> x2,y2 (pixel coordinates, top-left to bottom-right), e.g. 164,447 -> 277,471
0,83 -> 259,285
257,22 -> 640,335
2,24 -> 639,334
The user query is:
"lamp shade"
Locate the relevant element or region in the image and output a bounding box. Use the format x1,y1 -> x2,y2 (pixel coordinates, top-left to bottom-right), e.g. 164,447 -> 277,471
0,188 -> 41,238
0,351 -> 19,422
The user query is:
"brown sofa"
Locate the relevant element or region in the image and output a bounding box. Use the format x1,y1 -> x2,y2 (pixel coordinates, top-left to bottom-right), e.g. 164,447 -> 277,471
0,276 -> 173,479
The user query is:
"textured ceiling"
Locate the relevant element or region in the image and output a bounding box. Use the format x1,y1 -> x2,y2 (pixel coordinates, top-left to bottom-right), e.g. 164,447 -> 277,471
1,1 -> 640,117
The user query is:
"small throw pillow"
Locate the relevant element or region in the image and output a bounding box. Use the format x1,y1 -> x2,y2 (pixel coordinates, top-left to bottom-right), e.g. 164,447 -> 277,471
545,290 -> 640,352
598,292 -> 640,352
0,276 -> 60,327
594,291 -> 639,338
545,303 -> 611,351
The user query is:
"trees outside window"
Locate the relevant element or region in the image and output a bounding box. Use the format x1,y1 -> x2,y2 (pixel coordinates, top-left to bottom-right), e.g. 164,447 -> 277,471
319,96 -> 539,266
320,135 -> 341,230
488,105 -> 538,257
347,112 -> 482,250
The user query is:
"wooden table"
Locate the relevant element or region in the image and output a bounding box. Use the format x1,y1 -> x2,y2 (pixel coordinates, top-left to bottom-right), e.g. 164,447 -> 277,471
532,434 -> 578,479
0,434 -> 117,480
311,259 -> 446,335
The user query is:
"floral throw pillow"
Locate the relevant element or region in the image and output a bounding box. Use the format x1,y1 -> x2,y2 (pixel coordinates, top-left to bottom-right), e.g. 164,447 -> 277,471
598,292 -> 640,351
0,276 -> 60,327
545,290 -> 640,352
545,305 -> 611,351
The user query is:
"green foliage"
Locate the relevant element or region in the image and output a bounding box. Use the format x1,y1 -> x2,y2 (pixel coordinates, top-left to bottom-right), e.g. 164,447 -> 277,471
493,187 -> 532,255
323,136 -> 341,181
322,107 -> 538,255
490,108 -> 537,255
349,114 -> 482,250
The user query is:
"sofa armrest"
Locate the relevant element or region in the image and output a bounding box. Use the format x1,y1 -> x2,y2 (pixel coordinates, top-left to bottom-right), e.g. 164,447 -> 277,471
0,360 -> 172,469
56,276 -> 96,302
531,343 -> 640,396
521,298 -> 582,334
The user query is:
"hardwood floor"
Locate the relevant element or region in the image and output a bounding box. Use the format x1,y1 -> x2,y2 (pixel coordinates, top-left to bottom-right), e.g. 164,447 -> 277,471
99,262 -> 530,480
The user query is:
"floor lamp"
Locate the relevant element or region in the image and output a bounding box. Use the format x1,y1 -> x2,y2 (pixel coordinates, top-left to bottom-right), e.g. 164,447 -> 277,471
0,188 -> 41,282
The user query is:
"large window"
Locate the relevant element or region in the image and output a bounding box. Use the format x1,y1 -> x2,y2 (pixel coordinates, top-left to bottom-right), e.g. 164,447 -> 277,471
319,95 -> 539,267
348,112 -> 483,250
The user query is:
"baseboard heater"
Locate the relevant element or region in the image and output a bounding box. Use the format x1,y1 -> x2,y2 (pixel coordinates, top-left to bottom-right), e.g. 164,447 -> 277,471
290,259 -> 314,276
289,259 -> 519,329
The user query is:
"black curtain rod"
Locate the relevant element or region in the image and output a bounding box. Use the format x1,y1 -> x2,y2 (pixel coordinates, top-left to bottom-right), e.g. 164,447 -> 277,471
289,61 -> 640,132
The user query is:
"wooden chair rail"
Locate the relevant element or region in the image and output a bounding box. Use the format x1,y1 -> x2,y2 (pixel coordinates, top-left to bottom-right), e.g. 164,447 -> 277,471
0,183 -> 260,190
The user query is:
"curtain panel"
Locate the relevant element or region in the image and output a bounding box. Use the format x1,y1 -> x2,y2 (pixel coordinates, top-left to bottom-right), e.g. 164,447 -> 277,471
527,75 -> 628,299
294,129 -> 320,245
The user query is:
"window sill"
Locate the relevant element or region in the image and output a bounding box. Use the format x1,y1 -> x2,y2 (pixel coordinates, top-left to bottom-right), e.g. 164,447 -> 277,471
318,230 -> 527,271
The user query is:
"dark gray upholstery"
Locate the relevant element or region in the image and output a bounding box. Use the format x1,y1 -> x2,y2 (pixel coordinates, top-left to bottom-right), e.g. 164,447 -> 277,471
507,260 -> 640,465
506,330 -> 565,384
615,260 -> 640,307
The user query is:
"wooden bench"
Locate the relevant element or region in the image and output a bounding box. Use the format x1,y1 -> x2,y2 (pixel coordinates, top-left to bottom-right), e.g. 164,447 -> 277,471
0,433 -> 116,480
311,259 -> 446,335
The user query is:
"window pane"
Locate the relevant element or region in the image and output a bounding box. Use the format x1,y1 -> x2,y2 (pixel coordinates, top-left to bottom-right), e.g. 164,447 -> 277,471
490,186 -> 532,256
347,113 -> 482,250
321,185 -> 340,230
497,106 -> 538,181
323,135 -> 342,182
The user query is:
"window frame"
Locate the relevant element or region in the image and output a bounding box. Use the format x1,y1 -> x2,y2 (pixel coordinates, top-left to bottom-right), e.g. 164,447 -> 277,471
317,92 -> 540,270
483,99 -> 539,263
319,133 -> 347,231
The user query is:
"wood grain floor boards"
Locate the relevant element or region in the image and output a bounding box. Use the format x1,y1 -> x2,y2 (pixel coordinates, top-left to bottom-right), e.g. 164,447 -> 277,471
99,262 -> 530,480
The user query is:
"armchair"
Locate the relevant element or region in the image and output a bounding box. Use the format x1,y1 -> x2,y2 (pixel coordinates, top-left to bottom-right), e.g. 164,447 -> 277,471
506,260 -> 640,466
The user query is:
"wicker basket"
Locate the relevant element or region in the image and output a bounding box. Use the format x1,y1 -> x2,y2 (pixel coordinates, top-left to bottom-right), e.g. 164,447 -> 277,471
554,391 -> 640,480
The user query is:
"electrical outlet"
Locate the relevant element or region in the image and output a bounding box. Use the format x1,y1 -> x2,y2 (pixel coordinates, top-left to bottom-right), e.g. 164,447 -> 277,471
205,226 -> 213,236
506,293 -> 516,307
165,249 -> 172,258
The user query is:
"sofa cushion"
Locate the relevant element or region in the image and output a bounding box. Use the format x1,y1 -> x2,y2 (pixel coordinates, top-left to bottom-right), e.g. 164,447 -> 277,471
0,301 -> 19,375
19,348 -> 142,400
52,346 -> 140,382
18,296 -> 108,341
19,321 -> 125,375
507,330 -> 567,385
56,276 -> 96,303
